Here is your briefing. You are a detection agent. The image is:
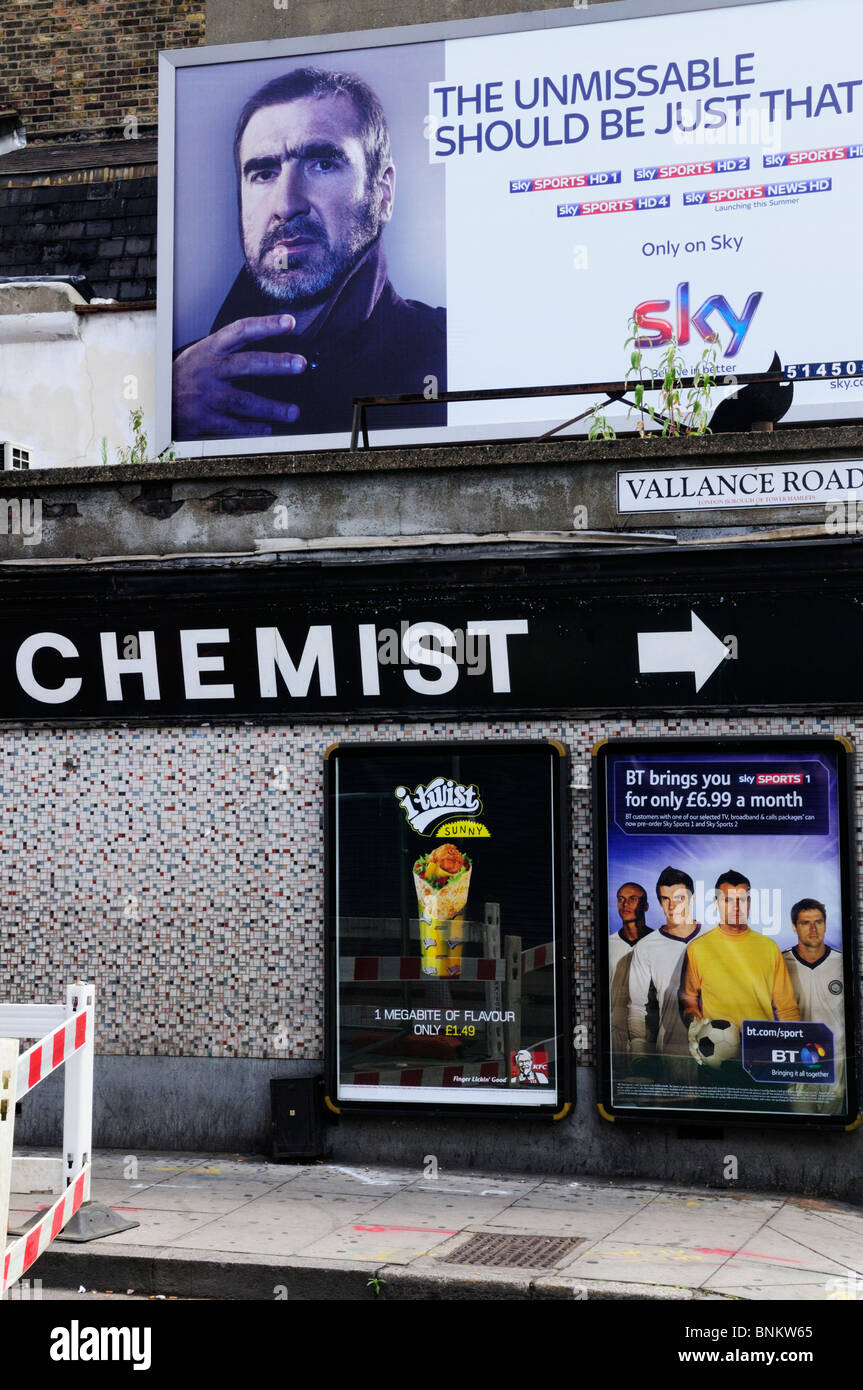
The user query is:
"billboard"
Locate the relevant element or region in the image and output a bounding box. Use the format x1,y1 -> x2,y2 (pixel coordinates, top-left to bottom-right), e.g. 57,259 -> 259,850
158,0 -> 863,457
325,741 -> 570,1112
594,736 -> 859,1127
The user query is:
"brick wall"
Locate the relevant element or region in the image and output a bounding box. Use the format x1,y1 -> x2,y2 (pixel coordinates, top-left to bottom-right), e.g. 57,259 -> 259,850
1,0 -> 205,146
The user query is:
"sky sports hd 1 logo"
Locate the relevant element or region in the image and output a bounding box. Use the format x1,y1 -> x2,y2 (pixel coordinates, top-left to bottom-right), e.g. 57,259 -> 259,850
510,167 -> 621,191
633,281 -> 762,355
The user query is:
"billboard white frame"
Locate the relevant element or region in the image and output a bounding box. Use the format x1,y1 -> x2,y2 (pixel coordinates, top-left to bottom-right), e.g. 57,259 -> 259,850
156,0 -> 822,459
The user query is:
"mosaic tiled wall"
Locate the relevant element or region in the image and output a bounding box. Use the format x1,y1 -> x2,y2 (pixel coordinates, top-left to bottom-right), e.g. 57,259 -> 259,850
1,714 -> 859,1062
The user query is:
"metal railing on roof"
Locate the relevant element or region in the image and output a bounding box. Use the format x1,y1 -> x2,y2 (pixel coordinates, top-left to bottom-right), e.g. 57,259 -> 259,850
350,363 -> 863,450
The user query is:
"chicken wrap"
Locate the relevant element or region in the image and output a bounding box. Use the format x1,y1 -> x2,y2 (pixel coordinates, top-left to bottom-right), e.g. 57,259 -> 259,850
414,843 -> 472,978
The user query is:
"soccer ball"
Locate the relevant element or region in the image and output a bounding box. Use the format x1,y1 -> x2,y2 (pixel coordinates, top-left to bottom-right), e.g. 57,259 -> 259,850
690,1018 -> 740,1069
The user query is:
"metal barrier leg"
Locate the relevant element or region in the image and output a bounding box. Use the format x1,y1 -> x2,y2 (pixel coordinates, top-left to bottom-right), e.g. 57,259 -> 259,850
63,982 -> 93,1200
483,903 -> 503,1060
0,1038 -> 20,1300
503,935 -> 522,1063
52,982 -> 137,1242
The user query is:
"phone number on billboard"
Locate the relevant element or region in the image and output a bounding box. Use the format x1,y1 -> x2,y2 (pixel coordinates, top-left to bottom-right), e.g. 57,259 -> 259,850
784,362 -> 863,379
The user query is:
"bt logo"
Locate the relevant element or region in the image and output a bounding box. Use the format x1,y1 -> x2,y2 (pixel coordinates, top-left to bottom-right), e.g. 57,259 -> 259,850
633,281 -> 763,356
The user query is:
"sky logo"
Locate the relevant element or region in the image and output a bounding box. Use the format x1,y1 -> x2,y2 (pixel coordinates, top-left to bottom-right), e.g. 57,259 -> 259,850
633,281 -> 763,356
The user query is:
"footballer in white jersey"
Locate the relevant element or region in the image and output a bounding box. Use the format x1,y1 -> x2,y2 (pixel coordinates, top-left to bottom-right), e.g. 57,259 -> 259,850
782,898 -> 846,1114
609,882 -> 652,1055
628,867 -> 707,1074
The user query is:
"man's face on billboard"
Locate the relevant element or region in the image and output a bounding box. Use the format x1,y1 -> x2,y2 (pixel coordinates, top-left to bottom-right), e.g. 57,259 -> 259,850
716,882 -> 750,927
515,1050 -> 532,1076
616,885 -> 643,925
794,908 -> 826,950
238,94 -> 394,306
659,883 -> 692,929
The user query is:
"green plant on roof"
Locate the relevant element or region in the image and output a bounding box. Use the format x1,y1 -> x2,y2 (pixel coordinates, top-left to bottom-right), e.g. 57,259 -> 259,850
103,408 -> 177,466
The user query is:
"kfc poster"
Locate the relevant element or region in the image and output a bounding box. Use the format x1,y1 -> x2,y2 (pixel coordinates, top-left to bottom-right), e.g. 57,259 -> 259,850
325,741 -> 570,1112
158,0 -> 863,456
594,737 -> 859,1127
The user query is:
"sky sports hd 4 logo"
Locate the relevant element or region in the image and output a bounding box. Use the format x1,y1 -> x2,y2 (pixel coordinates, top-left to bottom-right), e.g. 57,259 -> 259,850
633,281 -> 762,356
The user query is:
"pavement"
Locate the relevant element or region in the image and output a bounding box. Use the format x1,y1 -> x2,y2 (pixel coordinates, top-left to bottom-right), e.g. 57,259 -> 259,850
8,1150 -> 863,1301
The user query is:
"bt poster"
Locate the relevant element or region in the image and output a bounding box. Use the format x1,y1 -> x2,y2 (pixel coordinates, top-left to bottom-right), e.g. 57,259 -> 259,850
594,736 -> 858,1127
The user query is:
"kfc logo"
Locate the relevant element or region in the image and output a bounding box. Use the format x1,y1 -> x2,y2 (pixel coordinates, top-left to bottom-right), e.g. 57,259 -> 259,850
510,1049 -> 549,1085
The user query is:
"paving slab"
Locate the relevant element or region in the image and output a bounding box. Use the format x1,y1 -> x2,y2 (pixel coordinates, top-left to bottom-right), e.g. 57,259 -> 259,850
610,1193 -> 779,1250
89,1154 -> 206,1179
303,1222 -> 461,1264
513,1181 -> 660,1213
114,1181 -> 283,1214
766,1206 -> 863,1274
274,1164 -> 419,1194
168,1194 -> 384,1258
693,1225 -> 859,1279
401,1173 -> 538,1198
471,1203 -> 624,1239
345,1189 -> 519,1225
560,1239 -> 731,1288
704,1279 -> 841,1301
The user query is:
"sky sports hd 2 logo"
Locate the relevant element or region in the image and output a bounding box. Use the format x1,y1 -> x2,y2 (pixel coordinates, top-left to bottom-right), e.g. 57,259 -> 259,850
395,777 -> 489,837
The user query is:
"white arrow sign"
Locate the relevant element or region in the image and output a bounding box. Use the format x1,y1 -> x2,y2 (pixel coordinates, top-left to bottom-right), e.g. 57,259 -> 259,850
637,611 -> 729,693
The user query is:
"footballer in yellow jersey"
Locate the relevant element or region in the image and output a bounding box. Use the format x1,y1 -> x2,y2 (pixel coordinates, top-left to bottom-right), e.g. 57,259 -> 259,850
680,871 -> 800,1059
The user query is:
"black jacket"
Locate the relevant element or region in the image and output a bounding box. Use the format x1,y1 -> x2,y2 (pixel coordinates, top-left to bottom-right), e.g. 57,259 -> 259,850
207,240 -> 446,437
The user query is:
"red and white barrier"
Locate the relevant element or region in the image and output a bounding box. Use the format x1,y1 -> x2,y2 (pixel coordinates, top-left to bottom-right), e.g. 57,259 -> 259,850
2,1170 -> 87,1294
520,942 -> 554,974
16,1008 -> 90,1099
0,982 -> 94,1299
340,944 -> 552,982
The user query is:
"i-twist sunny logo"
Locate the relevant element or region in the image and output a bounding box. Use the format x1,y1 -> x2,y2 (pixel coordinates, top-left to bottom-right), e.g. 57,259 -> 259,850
395,777 -> 490,837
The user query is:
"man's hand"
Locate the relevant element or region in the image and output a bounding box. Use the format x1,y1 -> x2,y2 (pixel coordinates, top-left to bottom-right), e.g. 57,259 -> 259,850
172,314 -> 307,439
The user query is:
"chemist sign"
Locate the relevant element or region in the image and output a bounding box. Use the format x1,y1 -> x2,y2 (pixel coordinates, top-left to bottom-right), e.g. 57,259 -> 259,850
7,544 -> 863,721
324,741 -> 571,1113
158,0 -> 863,458
594,736 -> 859,1129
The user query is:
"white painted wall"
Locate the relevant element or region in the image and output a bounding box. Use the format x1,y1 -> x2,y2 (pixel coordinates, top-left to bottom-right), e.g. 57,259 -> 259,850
0,284 -> 156,470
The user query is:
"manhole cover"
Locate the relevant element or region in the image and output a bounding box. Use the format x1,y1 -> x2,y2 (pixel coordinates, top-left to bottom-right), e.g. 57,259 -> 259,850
444,1233 -> 583,1268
